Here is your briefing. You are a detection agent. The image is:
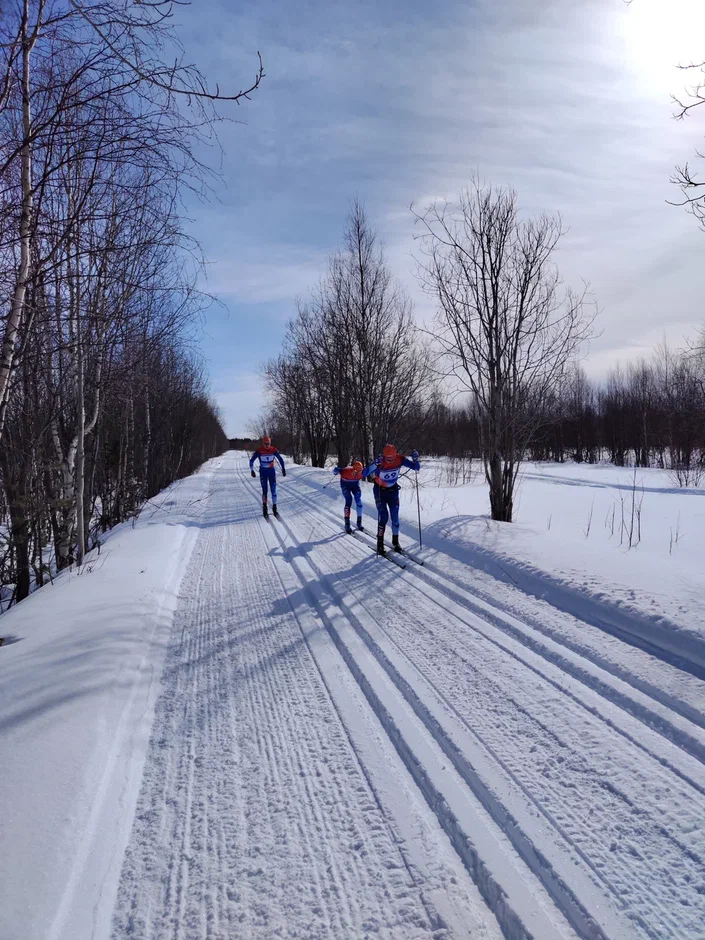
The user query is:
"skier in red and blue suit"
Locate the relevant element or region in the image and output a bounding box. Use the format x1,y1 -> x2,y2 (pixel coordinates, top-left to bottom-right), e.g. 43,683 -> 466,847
333,460 -> 368,534
250,436 -> 286,517
365,444 -> 420,556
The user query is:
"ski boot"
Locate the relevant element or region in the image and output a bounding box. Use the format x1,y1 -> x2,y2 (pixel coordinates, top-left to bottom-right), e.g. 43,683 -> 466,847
356,516 -> 364,532
377,534 -> 386,557
272,503 -> 279,518
392,534 -> 404,554
344,510 -> 352,534
262,498 -> 268,518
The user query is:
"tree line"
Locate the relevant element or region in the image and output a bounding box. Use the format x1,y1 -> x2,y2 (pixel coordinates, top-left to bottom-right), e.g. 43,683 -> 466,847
0,1 -> 262,606
260,184 -> 595,522
261,183 -> 704,522
259,201 -> 433,469
406,341 -> 705,481
532,345 -> 705,479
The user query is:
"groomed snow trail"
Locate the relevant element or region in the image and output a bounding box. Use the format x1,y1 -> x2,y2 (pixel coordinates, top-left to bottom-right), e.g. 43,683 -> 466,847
272,468 -> 705,940
112,453 -> 705,940
111,453 -> 506,940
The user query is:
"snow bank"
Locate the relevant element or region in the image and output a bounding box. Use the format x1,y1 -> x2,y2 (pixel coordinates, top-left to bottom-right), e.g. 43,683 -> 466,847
0,458 -> 219,940
416,462 -> 705,658
292,458 -> 705,664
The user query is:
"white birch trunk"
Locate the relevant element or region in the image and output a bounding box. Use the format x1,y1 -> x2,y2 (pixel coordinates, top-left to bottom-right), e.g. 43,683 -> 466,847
0,0 -> 36,442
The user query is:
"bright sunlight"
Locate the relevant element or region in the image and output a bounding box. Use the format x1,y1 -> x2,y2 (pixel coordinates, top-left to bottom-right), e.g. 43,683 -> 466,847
623,0 -> 705,95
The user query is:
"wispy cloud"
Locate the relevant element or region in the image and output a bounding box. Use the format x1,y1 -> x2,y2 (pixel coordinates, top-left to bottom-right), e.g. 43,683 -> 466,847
180,0 -> 705,431
203,250 -> 328,306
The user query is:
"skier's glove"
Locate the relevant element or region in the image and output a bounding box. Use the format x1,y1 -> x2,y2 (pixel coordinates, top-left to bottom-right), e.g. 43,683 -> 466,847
251,470 -> 256,478
333,466 -> 340,475
375,455 -> 382,466
282,468 -> 287,477
411,450 -> 419,460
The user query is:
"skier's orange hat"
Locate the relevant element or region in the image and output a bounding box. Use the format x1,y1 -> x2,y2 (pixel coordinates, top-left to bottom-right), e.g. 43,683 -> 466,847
353,460 -> 363,471
382,444 -> 397,460
262,435 -> 271,445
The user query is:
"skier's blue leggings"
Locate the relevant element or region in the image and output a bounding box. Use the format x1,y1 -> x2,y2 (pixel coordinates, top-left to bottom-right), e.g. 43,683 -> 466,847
260,467 -> 277,502
374,484 -> 400,535
341,481 -> 363,520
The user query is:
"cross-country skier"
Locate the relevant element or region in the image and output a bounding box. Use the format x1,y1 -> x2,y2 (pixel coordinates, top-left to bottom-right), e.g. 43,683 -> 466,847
250,436 -> 286,517
365,444 -> 420,556
333,460 -> 367,534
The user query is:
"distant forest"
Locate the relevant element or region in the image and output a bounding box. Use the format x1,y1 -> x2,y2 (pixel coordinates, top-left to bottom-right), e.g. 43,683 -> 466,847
256,201 -> 705,510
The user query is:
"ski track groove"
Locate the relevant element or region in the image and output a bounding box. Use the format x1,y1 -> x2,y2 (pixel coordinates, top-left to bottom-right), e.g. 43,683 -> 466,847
292,473 -> 705,767
295,467 -> 705,729
277,465 -> 705,940
259,505 -> 450,937
394,566 -> 705,797
262,486 -> 613,939
111,460 -> 453,940
249,476 -> 569,940
245,469 -> 613,938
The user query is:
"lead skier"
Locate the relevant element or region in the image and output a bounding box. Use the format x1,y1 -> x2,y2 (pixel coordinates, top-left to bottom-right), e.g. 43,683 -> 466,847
250,435 -> 286,517
365,444 -> 420,556
332,460 -> 368,533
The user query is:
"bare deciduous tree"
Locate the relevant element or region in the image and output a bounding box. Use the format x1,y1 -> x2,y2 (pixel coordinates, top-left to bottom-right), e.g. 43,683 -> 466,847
0,1 -> 247,602
265,204 -> 432,468
0,0 -> 263,444
414,179 -> 595,522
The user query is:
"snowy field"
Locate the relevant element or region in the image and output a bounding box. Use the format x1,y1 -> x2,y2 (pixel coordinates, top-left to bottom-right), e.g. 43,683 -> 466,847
386,457 -> 705,656
2,451 -> 705,939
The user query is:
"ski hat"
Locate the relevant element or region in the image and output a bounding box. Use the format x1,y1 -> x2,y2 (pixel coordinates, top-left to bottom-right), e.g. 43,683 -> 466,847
382,444 -> 397,461
353,460 -> 363,471
262,435 -> 271,446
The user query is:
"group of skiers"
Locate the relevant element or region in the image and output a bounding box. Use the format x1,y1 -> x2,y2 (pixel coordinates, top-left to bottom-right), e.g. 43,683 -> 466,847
249,438 -> 420,556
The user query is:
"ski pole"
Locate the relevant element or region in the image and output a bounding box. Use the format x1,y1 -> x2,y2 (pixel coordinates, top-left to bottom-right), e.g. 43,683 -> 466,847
415,468 -> 422,551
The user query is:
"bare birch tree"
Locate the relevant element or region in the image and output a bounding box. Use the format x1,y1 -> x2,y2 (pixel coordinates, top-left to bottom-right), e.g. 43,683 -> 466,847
264,204 -> 431,467
670,46 -> 705,223
0,0 -> 263,444
415,180 -> 595,522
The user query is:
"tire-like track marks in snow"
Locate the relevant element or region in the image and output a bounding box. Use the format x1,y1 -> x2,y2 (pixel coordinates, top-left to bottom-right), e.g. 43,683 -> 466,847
277,463 -> 705,940
112,459 -> 477,939
294,467 -> 705,748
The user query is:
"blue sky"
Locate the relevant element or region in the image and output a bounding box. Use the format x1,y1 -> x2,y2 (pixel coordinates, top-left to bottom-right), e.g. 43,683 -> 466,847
177,0 -> 705,436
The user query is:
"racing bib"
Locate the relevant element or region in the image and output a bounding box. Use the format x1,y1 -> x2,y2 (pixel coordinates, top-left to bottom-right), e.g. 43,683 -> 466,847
377,467 -> 400,486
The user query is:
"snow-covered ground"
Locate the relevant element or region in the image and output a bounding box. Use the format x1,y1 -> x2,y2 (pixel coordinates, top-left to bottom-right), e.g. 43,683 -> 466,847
2,451 -> 705,939
398,458 -> 705,656
0,462 -> 217,940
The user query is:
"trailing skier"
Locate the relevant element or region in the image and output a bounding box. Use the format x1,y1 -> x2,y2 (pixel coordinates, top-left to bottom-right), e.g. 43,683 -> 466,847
365,444 -> 420,556
250,436 -> 286,517
333,461 -> 367,533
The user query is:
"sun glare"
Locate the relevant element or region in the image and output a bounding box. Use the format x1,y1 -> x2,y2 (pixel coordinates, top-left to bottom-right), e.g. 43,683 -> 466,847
623,0 -> 705,94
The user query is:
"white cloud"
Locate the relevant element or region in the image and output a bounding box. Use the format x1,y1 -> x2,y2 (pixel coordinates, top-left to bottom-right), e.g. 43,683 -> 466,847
181,0 -> 705,429
203,251 -> 328,306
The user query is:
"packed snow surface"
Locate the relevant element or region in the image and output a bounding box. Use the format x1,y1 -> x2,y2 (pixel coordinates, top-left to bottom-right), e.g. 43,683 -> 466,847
2,451 -> 705,939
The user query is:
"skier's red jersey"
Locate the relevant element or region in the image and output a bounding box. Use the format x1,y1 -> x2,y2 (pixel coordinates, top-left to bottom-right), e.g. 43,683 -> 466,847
339,465 -> 364,483
252,443 -> 281,468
